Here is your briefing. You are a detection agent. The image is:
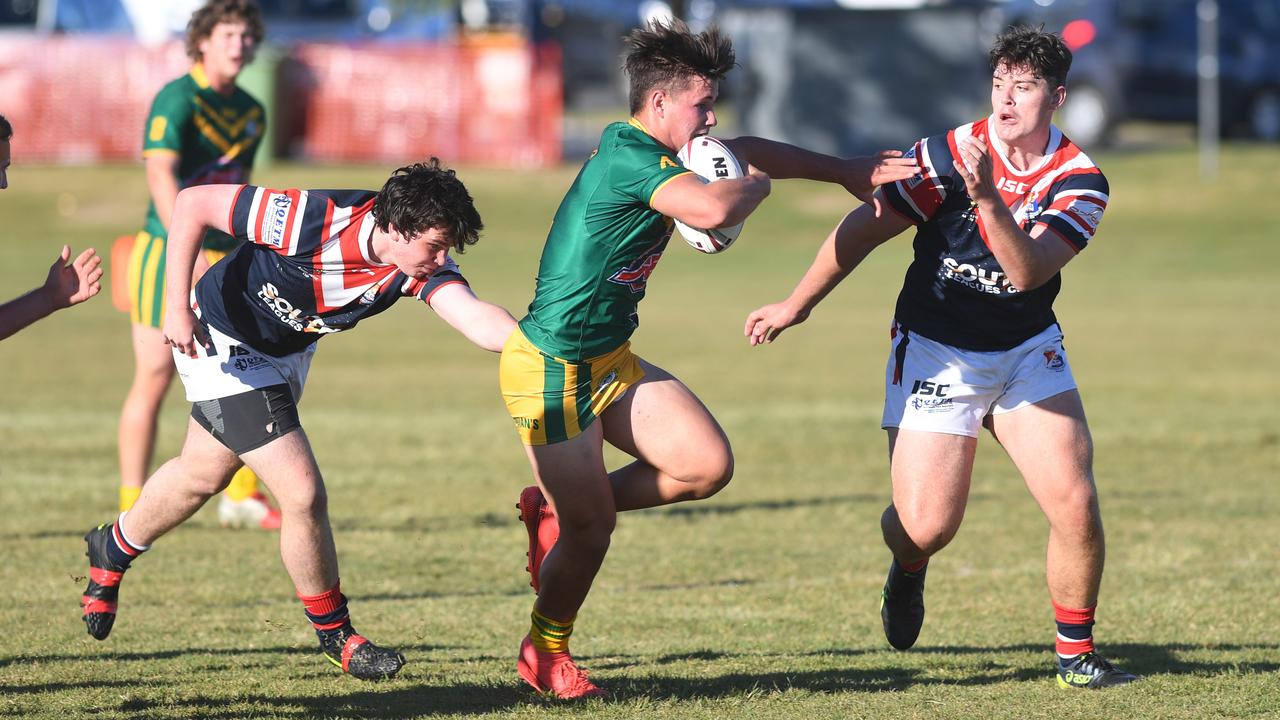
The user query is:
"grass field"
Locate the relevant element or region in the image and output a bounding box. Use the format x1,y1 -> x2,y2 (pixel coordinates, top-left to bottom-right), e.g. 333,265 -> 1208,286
0,145 -> 1277,719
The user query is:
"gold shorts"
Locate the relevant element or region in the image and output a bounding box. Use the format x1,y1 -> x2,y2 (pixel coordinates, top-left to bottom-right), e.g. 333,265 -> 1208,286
126,231 -> 229,328
499,328 -> 644,446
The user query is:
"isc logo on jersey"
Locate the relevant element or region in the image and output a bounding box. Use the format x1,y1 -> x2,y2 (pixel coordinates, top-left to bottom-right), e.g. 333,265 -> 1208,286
262,193 -> 292,248
673,136 -> 746,254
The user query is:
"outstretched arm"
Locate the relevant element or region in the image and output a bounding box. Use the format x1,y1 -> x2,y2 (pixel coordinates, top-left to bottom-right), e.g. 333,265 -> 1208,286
0,245 -> 104,341
428,283 -> 517,352
745,199 -> 912,346
161,184 -> 241,357
724,136 -> 920,217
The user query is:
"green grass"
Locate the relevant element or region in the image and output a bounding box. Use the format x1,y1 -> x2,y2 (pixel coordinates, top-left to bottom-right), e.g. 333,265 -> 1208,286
0,145 -> 1277,719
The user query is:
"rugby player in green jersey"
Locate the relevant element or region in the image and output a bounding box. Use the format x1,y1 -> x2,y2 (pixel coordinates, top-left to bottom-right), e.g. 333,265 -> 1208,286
502,19 -> 920,698
117,0 -> 277,527
0,114 -> 104,341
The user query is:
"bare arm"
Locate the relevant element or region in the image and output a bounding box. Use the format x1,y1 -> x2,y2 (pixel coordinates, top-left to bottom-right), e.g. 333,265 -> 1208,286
0,246 -> 103,341
145,152 -> 182,231
650,170 -> 772,230
147,151 -> 214,279
955,138 -> 1076,290
161,184 -> 242,356
724,136 -> 920,216
428,282 -> 517,353
744,199 -> 913,346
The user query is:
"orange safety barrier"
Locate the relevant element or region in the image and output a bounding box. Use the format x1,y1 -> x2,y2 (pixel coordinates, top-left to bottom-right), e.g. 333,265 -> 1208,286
0,36 -> 562,168
282,40 -> 562,167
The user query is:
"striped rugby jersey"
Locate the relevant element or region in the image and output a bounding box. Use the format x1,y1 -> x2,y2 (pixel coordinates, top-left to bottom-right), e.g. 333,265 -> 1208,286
193,185 -> 468,357
882,117 -> 1109,351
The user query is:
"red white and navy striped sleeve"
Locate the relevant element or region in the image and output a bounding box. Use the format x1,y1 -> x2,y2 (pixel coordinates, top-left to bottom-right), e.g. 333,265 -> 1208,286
229,185 -> 312,256
881,133 -> 954,224
1036,171 -> 1109,252
401,256 -> 469,304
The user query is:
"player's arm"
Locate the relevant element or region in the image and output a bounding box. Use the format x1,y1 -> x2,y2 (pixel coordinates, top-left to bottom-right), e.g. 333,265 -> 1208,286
427,283 -> 516,353
745,199 -> 912,346
161,184 -> 242,356
145,152 -> 181,230
651,170 -> 771,230
954,137 -> 1075,290
0,246 -> 103,342
723,136 -> 920,216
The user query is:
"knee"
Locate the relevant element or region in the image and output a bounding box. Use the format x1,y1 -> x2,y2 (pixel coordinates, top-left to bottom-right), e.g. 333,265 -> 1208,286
679,443 -> 735,500
885,502 -> 960,556
1049,482 -> 1103,540
130,361 -> 174,394
168,457 -> 235,498
557,506 -> 615,555
274,481 -> 328,519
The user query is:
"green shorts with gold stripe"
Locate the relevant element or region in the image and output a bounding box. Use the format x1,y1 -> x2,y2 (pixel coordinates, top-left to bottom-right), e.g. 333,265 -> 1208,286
127,231 -> 230,328
499,328 -> 645,446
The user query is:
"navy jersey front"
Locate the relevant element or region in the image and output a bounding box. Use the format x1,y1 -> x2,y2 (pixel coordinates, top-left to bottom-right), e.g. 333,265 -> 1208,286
881,117 -> 1109,351
194,185 -> 467,357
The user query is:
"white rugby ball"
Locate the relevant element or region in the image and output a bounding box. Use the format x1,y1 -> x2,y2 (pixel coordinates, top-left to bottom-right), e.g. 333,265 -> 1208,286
674,136 -> 745,254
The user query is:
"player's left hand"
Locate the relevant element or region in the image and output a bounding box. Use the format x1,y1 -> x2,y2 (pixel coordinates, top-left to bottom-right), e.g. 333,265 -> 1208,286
744,300 -> 809,346
953,137 -> 998,203
43,245 -> 103,309
840,150 -> 920,218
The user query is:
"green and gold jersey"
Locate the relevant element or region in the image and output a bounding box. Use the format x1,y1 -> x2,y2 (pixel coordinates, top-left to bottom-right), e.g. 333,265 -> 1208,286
141,63 -> 265,250
518,119 -> 690,361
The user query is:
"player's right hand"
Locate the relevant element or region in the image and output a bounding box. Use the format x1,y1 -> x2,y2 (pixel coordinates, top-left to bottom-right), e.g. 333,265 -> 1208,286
744,301 -> 809,346
163,307 -> 209,358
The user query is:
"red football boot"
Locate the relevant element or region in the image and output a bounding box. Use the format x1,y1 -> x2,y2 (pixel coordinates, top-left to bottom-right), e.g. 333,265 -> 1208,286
517,636 -> 604,699
517,486 -> 559,593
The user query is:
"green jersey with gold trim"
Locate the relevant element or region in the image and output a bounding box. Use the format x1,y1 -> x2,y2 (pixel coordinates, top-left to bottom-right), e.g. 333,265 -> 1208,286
518,119 -> 690,362
141,64 -> 265,250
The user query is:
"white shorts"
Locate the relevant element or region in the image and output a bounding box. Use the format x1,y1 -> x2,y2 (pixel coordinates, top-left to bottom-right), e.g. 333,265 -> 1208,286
881,321 -> 1077,438
173,322 -> 315,403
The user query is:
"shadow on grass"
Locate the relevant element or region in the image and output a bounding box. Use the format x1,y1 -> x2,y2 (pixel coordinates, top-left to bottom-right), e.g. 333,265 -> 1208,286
658,493 -> 881,518
112,684 -> 524,718
3,641 -> 1278,716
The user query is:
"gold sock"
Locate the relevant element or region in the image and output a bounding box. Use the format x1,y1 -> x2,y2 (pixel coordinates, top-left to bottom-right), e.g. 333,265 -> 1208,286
119,485 -> 142,512
224,467 -> 260,502
529,608 -> 574,654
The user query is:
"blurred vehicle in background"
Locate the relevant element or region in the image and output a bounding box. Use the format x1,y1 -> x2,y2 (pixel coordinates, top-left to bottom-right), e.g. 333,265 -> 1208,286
989,0 -> 1280,146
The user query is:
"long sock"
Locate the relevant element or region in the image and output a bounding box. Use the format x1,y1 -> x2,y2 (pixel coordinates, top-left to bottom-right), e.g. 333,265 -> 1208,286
224,466 -> 260,502
108,512 -> 148,568
299,582 -> 353,642
529,608 -> 573,654
119,486 -> 142,512
1053,601 -> 1096,665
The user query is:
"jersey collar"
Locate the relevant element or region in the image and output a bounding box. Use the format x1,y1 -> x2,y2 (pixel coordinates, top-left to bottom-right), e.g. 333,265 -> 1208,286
985,115 -> 1062,177
190,63 -> 211,90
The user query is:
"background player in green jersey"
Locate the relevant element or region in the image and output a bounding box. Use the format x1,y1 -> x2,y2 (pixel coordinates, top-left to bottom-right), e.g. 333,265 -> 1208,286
501,19 -> 920,698
118,0 -> 276,526
0,114 -> 104,340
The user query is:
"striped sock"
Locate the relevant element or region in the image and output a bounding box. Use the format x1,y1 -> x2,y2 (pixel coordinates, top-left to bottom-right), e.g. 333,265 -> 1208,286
529,608 -> 573,654
1053,601 -> 1096,665
108,512 -> 148,568
299,582 -> 352,641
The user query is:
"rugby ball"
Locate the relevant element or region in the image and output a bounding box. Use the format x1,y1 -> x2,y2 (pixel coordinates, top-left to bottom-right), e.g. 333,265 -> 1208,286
674,136 -> 745,254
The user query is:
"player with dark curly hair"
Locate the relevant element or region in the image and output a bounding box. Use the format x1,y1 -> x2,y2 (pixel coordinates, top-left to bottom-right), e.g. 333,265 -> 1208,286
81,159 -> 515,681
747,24 -> 1137,689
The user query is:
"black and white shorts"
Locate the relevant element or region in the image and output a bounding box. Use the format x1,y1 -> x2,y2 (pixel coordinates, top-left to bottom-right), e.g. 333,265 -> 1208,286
173,323 -> 315,453
882,321 -> 1078,438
